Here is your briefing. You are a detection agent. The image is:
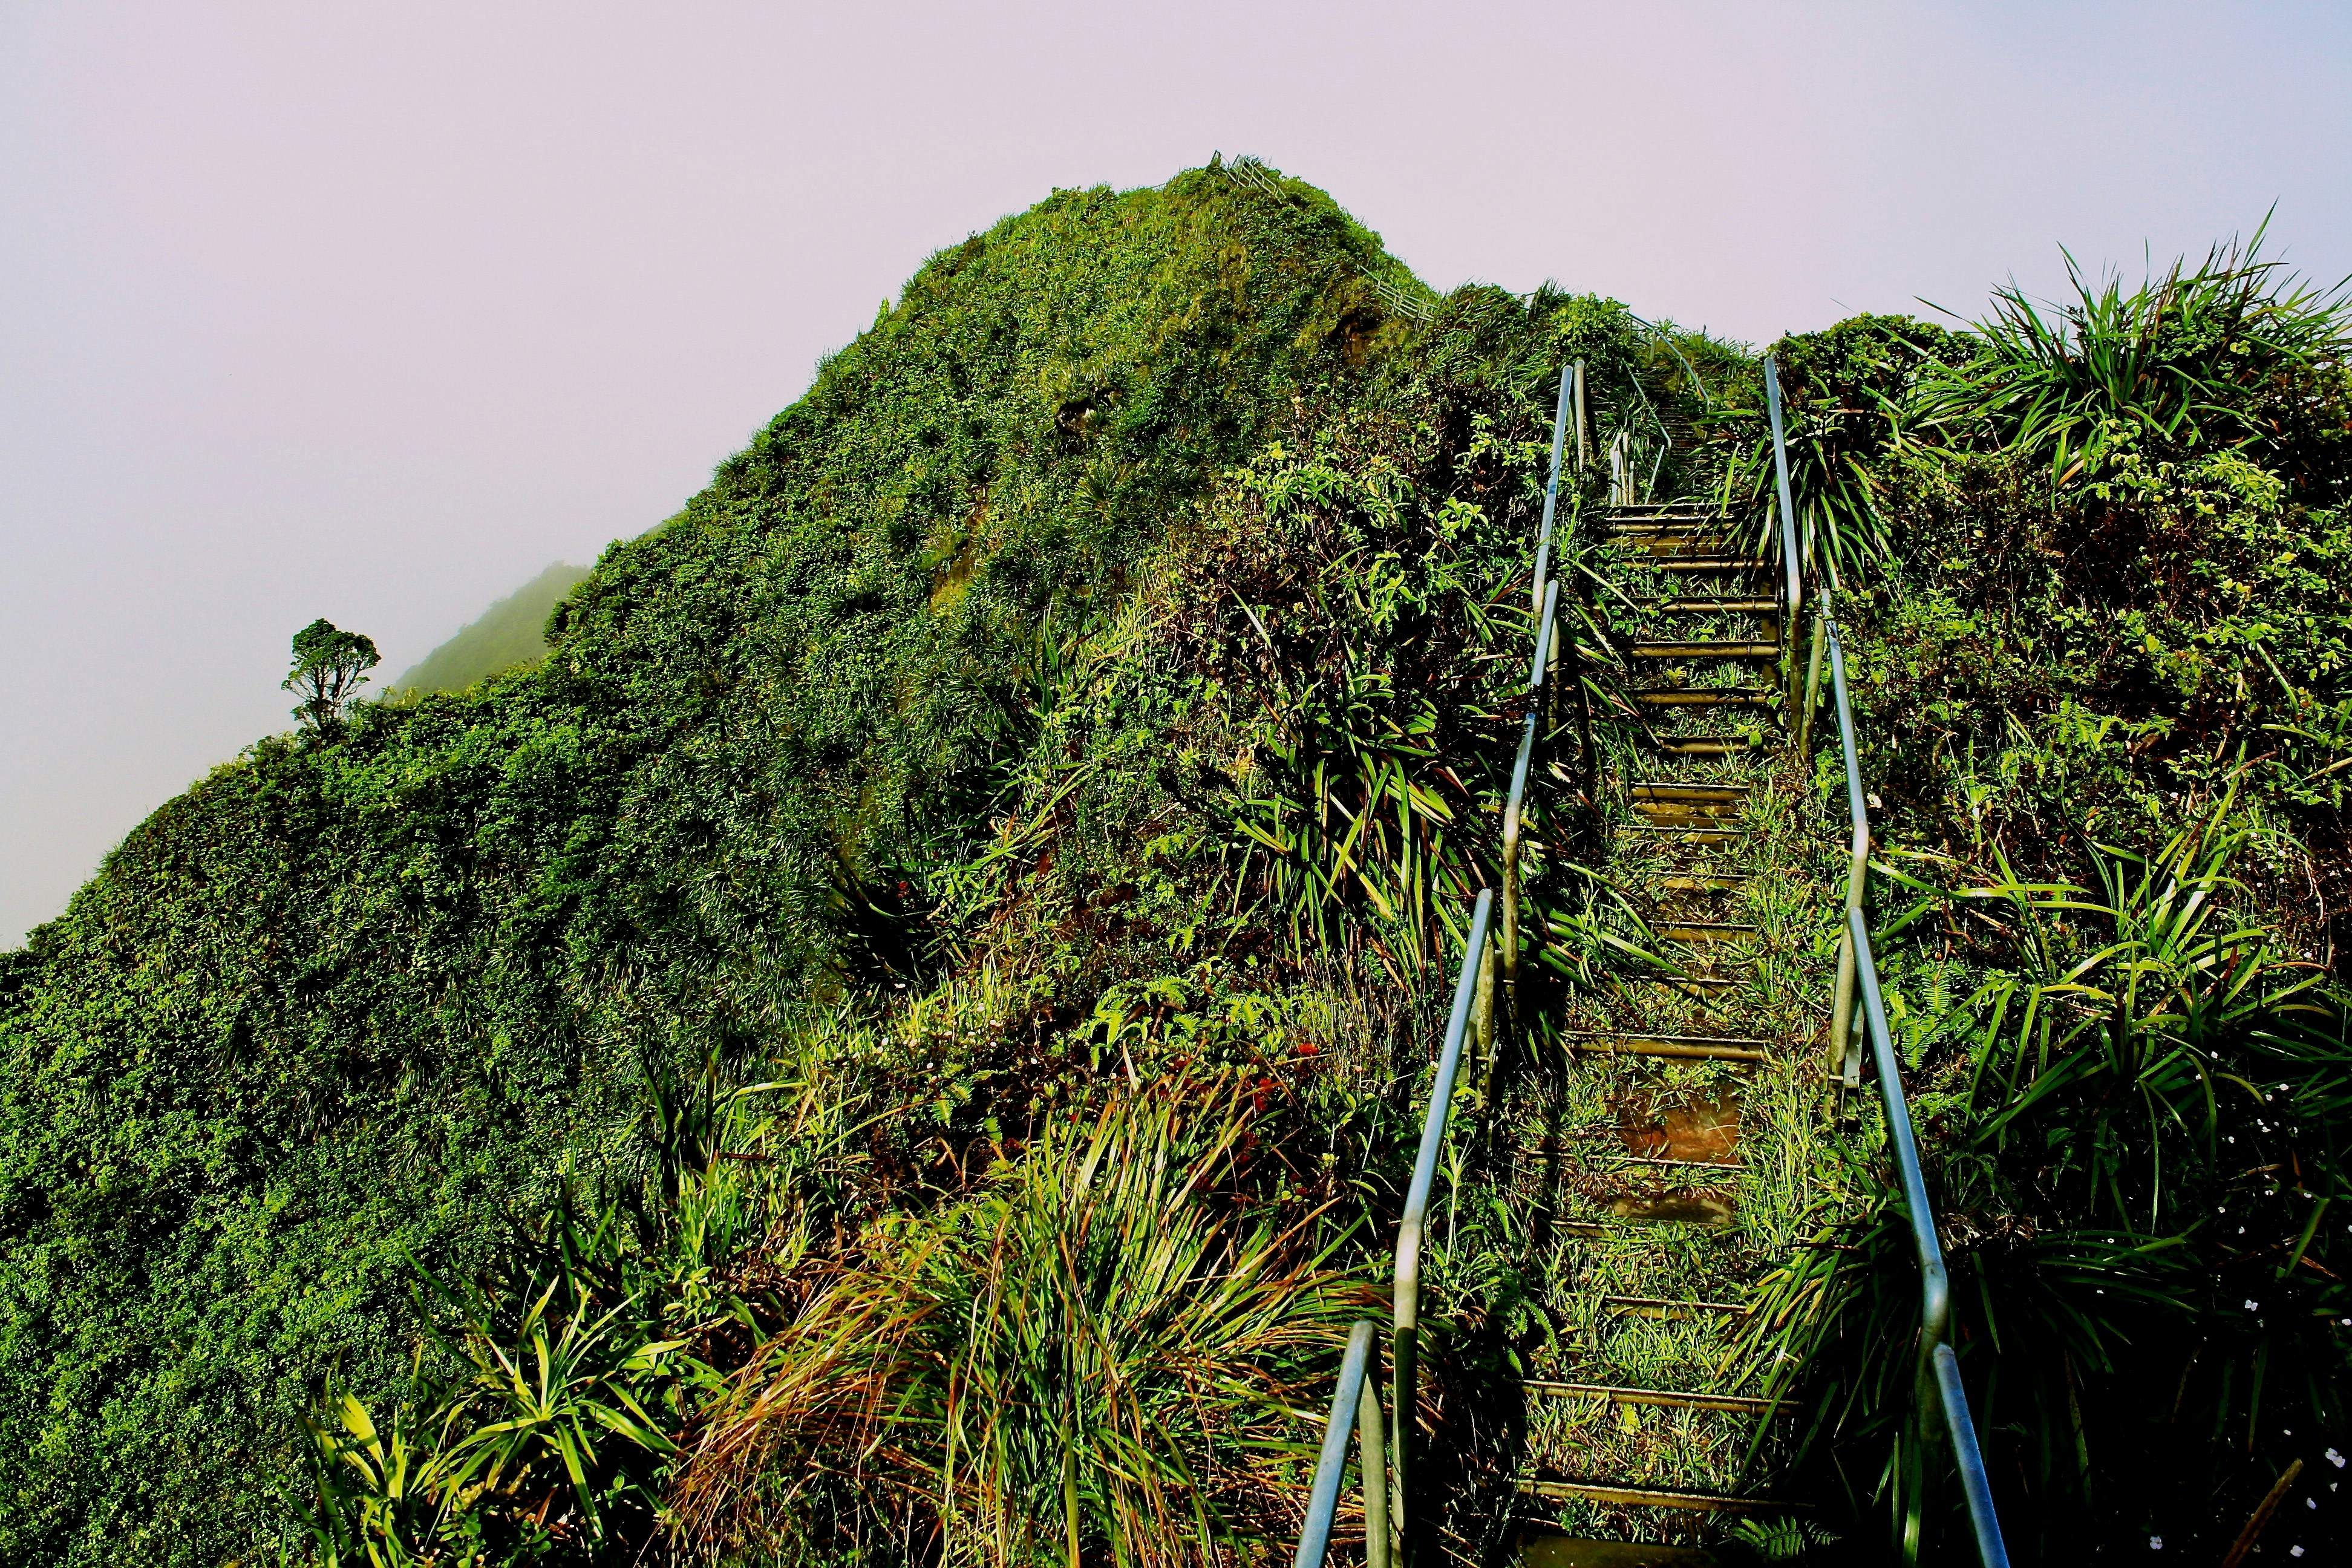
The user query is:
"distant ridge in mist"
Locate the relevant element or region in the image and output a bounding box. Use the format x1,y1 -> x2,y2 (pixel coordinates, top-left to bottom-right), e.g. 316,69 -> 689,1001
395,561 -> 590,694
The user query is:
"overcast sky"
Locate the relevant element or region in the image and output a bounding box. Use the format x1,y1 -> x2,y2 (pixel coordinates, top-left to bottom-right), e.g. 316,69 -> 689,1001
4,0 -> 2348,946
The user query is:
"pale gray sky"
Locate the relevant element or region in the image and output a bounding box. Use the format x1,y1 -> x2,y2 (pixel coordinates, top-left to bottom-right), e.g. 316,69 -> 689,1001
5,0 -> 2348,945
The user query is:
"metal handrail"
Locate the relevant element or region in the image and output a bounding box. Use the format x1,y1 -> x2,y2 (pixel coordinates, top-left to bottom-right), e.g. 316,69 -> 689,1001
1293,361 -> 1586,1567
1294,1319 -> 1390,1568
1773,350 -> 2010,1566
1391,886 -> 1492,1530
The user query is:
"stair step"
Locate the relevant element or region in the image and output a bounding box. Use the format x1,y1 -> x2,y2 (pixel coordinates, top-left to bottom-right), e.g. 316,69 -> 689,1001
1651,736 -> 1760,756
1632,688 -> 1773,708
1522,1479 -> 1788,1513
1625,540 -> 1740,558
1656,921 -> 1757,944
1555,1215 -> 1742,1239
1631,782 -> 1745,802
1524,1380 -> 1777,1414
1601,1294 -> 1751,1320
1650,558 -> 1768,573
1632,806 -> 1739,829
1637,596 -> 1780,614
1608,1153 -> 1745,1171
1519,1538 -> 1718,1568
1618,822 -> 1745,844
1566,1031 -> 1767,1062
1625,973 -> 1740,993
1661,873 -> 1747,892
1629,641 -> 1779,659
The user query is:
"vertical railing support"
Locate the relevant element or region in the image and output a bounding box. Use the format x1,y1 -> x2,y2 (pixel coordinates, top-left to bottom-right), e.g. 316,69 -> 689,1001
1825,629 -> 1867,1086
1763,358 -> 1805,730
1798,610 -> 1826,760
1357,1340 -> 1392,1568
1501,580 -> 1559,1056
1572,359 -> 1589,475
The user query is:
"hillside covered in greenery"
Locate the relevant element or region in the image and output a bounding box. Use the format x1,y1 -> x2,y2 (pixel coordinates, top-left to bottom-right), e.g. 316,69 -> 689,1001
393,562 -> 593,697
2,161 -> 2348,1566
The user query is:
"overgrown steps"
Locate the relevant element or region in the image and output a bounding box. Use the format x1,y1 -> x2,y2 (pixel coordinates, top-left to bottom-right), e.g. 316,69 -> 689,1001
1512,500 -> 1820,1550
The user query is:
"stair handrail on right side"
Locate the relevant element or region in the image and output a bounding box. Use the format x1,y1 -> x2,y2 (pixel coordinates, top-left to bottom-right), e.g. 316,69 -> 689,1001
1766,355 -> 2011,1568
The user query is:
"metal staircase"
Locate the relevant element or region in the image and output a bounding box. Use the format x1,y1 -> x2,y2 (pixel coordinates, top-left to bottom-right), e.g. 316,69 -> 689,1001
1509,490 -> 1806,1553
1287,359 -> 2010,1568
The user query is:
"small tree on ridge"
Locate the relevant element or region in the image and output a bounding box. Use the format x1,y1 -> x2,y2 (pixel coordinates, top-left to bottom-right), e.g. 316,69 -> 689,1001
284,618 -> 380,731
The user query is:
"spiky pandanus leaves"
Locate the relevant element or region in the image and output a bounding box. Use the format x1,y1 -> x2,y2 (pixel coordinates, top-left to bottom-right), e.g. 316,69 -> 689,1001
1910,225 -> 2352,495
291,1210 -> 696,1566
1714,315 -> 1958,587
673,1073 -> 1367,1567
1736,808 -> 2352,1555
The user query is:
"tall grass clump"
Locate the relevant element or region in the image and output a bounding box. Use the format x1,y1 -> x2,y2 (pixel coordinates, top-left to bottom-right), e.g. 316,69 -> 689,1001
674,1073 -> 1365,1566
1741,808 -> 2352,1555
1913,223 -> 2352,494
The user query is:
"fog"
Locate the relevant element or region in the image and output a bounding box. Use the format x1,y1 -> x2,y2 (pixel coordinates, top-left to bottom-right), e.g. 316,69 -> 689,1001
4,0 -> 2347,943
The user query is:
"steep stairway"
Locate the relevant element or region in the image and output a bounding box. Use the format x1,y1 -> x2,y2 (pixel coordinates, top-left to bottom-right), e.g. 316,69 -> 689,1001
1508,500 -> 1831,1559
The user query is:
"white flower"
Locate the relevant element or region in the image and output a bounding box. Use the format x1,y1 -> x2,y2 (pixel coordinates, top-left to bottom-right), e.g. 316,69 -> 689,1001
2150,1537 -> 2163,1550
2246,1299 -> 2261,1310
2329,1448 -> 2345,1467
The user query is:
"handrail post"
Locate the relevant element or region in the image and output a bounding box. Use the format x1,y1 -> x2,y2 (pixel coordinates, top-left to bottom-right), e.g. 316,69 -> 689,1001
1824,624 -> 1867,1086
1503,580 -> 1561,1057
1391,889 -> 1492,1561
1572,360 -> 1588,475
1763,358 -> 1805,732
1798,611 -> 1826,760
1358,1341 -> 1391,1568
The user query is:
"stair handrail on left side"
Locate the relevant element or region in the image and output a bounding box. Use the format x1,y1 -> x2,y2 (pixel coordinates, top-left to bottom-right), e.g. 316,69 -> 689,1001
1291,361 -> 1584,1567
1766,353 -> 2011,1568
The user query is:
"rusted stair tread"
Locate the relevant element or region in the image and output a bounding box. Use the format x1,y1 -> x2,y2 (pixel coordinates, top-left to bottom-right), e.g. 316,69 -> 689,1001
1524,1380 -> 1776,1413
1521,1479 -> 1794,1512
1636,595 -> 1780,613
1632,688 -> 1774,707
1601,1294 -> 1751,1319
1628,640 -> 1780,659
1618,820 -> 1747,841
1631,781 -> 1746,800
1661,872 -> 1748,891
1604,1153 -> 1745,1171
1647,557 -> 1769,573
1655,921 -> 1757,942
1518,1537 -> 1718,1568
1650,736 -> 1762,756
1564,1030 -> 1768,1062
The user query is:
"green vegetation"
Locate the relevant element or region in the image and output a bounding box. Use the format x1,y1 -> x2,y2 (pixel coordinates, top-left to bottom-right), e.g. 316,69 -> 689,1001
286,618 -> 383,731
1727,238 -> 2352,1559
2,162 -> 2348,1565
393,563 -> 592,697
